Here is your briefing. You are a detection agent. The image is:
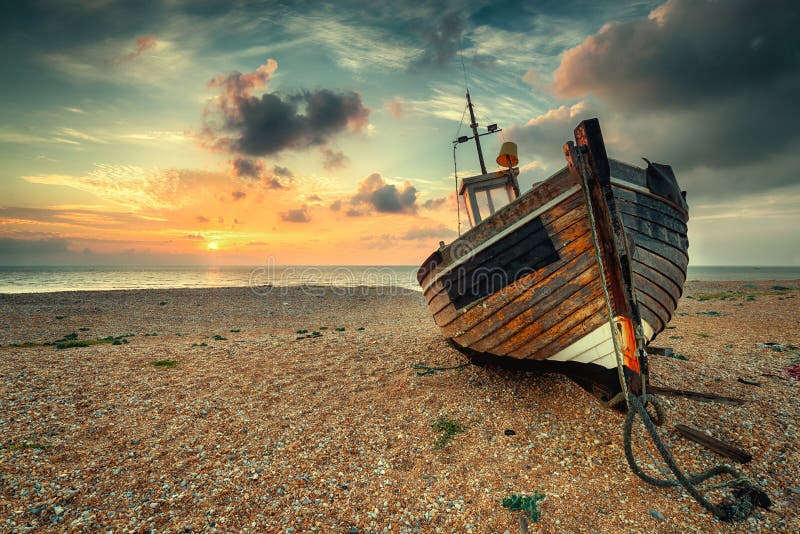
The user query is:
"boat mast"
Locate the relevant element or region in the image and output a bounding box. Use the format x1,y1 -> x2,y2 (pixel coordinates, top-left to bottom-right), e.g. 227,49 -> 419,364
454,91 -> 501,175
466,91 -> 487,175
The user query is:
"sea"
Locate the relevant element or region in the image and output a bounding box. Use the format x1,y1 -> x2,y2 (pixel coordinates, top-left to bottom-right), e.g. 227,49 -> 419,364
0,265 -> 799,294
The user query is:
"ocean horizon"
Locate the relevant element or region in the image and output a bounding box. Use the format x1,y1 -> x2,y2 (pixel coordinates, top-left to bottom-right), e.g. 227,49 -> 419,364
0,264 -> 799,294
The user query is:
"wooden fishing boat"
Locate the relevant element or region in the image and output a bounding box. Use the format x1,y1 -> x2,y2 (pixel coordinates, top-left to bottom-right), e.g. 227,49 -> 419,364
417,94 -> 689,404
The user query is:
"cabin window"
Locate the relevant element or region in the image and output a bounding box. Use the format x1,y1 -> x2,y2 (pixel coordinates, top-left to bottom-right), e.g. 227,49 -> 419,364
459,169 -> 519,227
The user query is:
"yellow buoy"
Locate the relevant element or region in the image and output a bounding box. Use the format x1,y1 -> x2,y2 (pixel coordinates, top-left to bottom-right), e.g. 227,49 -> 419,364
496,141 -> 518,168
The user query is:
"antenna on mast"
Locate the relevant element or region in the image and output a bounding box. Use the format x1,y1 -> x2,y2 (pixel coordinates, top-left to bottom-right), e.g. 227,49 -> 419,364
453,92 -> 501,175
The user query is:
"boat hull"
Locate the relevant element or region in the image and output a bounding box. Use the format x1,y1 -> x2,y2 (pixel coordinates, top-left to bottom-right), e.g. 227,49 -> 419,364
418,154 -> 688,396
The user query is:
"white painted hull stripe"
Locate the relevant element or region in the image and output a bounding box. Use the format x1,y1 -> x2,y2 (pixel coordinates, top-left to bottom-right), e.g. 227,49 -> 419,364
545,320 -> 654,370
610,177 -> 651,195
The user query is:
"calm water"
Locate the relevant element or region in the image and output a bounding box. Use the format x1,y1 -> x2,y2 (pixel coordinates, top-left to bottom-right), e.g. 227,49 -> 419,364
0,265 -> 798,294
0,265 -> 422,294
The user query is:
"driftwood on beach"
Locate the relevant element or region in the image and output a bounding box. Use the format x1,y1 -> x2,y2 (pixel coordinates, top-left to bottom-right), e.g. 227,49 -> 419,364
673,424 -> 753,463
648,385 -> 745,405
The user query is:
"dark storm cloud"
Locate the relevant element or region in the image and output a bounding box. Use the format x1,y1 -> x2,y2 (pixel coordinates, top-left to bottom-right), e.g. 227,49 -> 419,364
547,0 -> 800,172
0,0 -> 167,48
230,157 -> 265,179
348,173 -> 417,215
204,61 -> 370,157
272,165 -> 293,178
553,0 -> 800,110
410,11 -> 465,69
229,157 -> 289,189
320,147 -> 349,170
506,0 -> 800,197
280,206 -> 311,223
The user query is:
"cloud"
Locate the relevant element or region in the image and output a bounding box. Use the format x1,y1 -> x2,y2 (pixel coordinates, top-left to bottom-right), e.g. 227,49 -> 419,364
230,157 -> 266,179
553,0 -> 799,110
522,68 -> 540,88
349,173 -> 417,215
330,199 -> 342,211
231,190 -> 246,200
272,165 -> 293,178
411,11 -> 465,69
504,101 -> 593,167
117,35 -> 158,63
0,206 -> 169,229
280,206 -> 311,223
229,157 -> 290,189
195,215 -> 209,223
22,166 -> 218,211
202,59 -> 370,157
0,237 -> 71,261
387,98 -> 404,119
0,236 -> 220,266
470,54 -> 498,71
58,127 -> 108,144
42,35 -> 192,89
183,234 -> 205,240
422,197 -> 447,210
399,225 -> 457,240
263,177 -> 286,190
320,147 -> 349,170
547,0 -> 800,173
281,13 -> 421,72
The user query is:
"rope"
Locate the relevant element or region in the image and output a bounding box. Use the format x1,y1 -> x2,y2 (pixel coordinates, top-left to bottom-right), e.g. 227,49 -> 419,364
571,144 -> 768,521
411,362 -> 469,376
574,148 -> 631,409
623,394 -> 769,521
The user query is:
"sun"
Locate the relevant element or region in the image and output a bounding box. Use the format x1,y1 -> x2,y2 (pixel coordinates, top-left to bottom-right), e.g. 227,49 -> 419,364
207,241 -> 219,251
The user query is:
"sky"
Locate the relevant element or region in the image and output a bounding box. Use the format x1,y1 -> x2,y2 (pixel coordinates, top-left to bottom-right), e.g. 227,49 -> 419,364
1,0 -> 798,266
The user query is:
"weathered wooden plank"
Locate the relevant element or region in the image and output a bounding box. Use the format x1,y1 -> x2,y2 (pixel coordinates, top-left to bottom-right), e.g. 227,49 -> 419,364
628,231 -> 689,272
441,193 -> 587,306
471,260 -> 601,353
441,219 -> 559,310
673,424 -> 752,463
649,385 -> 745,406
433,170 -> 581,274
637,304 -> 663,338
632,260 -> 683,306
623,216 -> 689,252
432,217 -> 593,328
633,272 -> 677,318
424,189 -> 586,307
613,186 -> 689,223
616,198 -> 688,236
445,237 -> 596,342
632,250 -> 686,293
487,270 -> 604,355
511,296 -> 607,360
632,290 -> 667,333
645,346 -> 673,357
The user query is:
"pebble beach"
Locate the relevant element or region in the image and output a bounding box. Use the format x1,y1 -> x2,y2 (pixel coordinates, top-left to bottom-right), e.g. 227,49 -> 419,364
1,280 -> 798,533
